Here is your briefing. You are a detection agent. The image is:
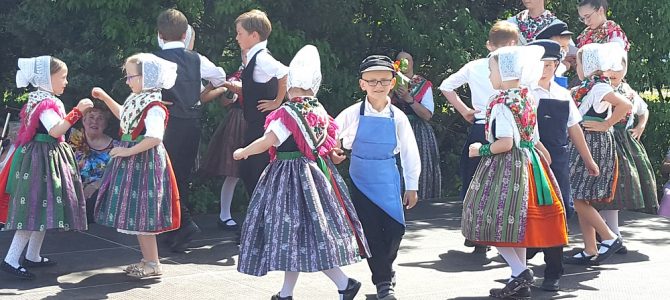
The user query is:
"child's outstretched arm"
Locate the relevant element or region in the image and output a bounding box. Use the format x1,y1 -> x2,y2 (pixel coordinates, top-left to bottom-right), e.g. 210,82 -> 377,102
91,87 -> 122,119
233,131 -> 279,160
200,83 -> 235,105
47,99 -> 94,138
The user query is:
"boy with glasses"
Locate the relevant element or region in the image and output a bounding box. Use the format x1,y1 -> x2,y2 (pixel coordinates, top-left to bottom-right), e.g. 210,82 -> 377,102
335,55 -> 421,300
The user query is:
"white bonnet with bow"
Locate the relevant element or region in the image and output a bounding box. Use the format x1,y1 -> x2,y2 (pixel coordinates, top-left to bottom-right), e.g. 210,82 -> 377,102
131,53 -> 178,90
16,55 -> 54,92
490,45 -> 545,86
579,42 -> 625,78
287,45 -> 322,96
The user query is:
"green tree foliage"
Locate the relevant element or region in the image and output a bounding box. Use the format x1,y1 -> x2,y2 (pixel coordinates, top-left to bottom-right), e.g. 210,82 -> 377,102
0,0 -> 668,210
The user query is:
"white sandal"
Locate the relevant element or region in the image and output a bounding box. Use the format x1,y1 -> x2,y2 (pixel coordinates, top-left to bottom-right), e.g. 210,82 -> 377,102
127,260 -> 162,278
124,258 -> 146,273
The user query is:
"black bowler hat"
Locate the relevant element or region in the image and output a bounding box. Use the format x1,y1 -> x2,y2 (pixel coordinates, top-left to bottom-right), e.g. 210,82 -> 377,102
536,22 -> 574,40
359,55 -> 395,74
528,40 -> 562,61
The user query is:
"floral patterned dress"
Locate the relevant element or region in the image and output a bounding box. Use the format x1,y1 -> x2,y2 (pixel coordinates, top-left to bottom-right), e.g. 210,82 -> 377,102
461,88 -> 567,247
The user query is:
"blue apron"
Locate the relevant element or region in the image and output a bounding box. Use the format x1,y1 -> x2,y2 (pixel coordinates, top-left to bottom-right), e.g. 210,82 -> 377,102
349,102 -> 405,226
537,98 -> 573,217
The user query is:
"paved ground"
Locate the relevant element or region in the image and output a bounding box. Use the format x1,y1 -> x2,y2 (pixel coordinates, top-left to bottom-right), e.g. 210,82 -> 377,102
0,198 -> 668,300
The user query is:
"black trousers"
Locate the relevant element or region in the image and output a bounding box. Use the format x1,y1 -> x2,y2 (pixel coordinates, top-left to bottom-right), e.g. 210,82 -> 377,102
528,246 -> 564,280
240,120 -> 269,196
350,182 -> 405,285
163,116 -> 201,226
459,124 -> 486,200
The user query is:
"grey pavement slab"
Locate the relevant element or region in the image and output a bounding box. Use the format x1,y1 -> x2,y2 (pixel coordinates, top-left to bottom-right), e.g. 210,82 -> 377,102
0,199 -> 668,299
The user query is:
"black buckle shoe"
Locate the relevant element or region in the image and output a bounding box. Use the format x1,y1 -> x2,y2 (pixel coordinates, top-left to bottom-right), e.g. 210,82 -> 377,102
217,218 -> 239,231
338,278 -> 362,300
564,251 -> 599,266
270,292 -> 293,300
22,257 -> 56,268
376,281 -> 397,300
541,277 -> 560,291
0,261 -> 35,280
170,221 -> 201,253
490,269 -> 534,299
595,237 -> 623,263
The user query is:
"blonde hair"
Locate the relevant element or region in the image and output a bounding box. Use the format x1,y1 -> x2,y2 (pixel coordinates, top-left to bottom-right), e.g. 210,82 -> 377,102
235,9 -> 272,41
489,21 -> 520,47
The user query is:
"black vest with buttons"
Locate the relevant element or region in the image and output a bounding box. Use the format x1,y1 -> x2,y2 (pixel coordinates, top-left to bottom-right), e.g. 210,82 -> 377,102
241,49 -> 279,124
154,48 -> 201,119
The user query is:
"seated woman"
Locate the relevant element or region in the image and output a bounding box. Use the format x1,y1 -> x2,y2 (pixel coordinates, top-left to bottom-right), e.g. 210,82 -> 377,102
68,105 -> 119,222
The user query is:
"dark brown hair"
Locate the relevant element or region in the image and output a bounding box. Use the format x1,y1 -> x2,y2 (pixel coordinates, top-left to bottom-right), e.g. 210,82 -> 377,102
579,0 -> 608,12
235,9 -> 272,41
157,9 -> 188,42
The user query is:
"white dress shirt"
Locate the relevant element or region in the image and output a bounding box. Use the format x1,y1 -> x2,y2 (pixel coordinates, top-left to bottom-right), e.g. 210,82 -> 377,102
335,97 -> 421,190
161,41 -> 227,87
245,41 -> 289,83
439,58 -> 496,123
530,82 -> 582,127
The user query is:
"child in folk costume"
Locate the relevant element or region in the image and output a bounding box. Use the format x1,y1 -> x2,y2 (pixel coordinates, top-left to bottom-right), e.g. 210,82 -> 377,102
463,45 -> 568,300
592,51 -> 658,249
565,42 -> 631,265
0,56 -> 92,280
234,45 -> 369,300
440,21 -> 519,253
390,51 -> 441,200
526,40 -> 600,292
91,54 -> 181,278
198,49 -> 249,230
576,0 -> 629,51
336,55 -> 421,300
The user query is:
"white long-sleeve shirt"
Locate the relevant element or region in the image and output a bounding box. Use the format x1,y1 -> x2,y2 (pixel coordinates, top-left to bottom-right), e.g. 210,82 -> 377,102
162,41 -> 227,87
335,97 -> 421,190
439,58 -> 496,124
245,41 -> 289,83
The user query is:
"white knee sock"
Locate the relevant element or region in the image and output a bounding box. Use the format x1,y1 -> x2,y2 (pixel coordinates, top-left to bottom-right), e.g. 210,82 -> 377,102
219,177 -> 238,225
280,271 -> 300,297
497,247 -> 526,277
322,267 -> 349,290
25,231 -> 46,262
513,247 -> 527,263
599,210 -> 621,237
4,230 -> 31,268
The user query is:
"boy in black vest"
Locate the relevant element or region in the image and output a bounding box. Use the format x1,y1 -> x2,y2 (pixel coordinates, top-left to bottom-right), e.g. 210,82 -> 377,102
155,9 -> 227,252
231,9 -> 288,196
528,39 -> 599,291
